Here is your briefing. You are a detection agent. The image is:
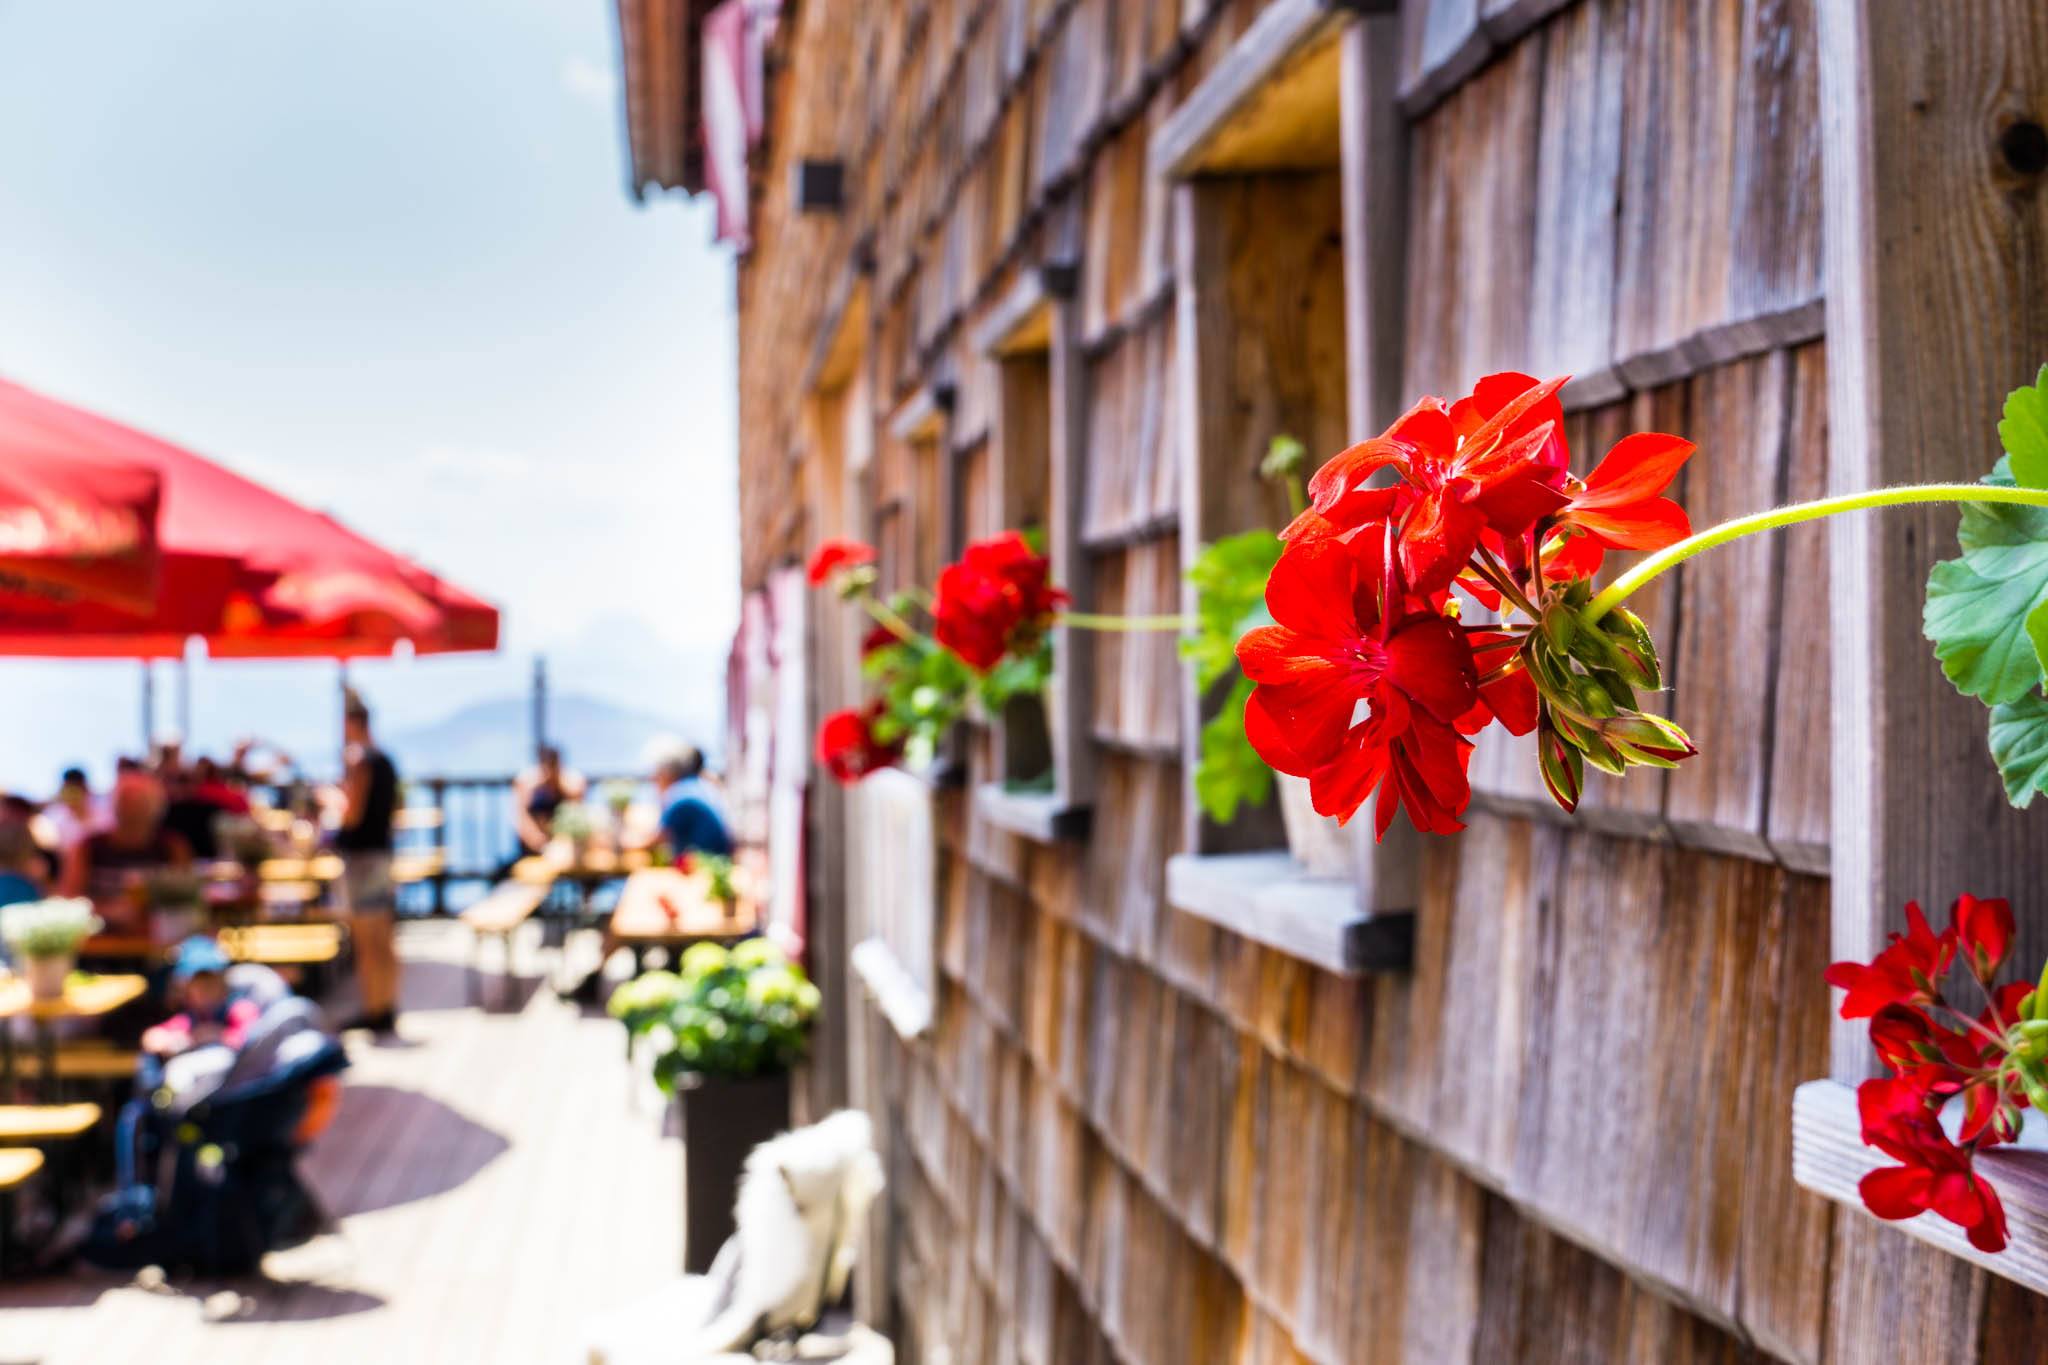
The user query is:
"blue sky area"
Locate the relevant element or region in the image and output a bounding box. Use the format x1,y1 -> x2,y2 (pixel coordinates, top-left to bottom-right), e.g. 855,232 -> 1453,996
0,0 -> 738,788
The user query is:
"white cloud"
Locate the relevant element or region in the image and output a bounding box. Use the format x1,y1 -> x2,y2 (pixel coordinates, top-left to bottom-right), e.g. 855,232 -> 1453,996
559,55 -> 618,109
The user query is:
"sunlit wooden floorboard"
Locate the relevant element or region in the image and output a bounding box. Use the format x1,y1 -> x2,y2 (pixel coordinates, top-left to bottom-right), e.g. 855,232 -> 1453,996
0,920 -> 682,1365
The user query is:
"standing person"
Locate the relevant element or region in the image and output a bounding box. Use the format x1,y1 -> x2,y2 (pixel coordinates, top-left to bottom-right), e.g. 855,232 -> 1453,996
333,690 -> 401,1036
564,741 -> 733,1003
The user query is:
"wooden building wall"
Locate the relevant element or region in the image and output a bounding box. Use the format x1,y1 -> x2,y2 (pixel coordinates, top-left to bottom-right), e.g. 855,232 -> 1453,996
725,0 -> 2048,1360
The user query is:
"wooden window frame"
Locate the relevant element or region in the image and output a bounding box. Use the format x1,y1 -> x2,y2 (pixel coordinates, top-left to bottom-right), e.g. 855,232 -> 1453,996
968,265 -> 1096,843
1153,3 -> 1414,976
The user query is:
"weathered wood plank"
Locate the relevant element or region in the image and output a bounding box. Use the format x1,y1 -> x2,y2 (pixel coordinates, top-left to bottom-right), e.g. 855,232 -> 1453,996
1817,0 -> 2048,1081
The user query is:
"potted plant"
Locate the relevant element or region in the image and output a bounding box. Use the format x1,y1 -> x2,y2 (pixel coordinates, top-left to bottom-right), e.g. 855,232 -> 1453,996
601,779 -> 636,837
700,853 -> 740,923
148,868 -> 206,946
549,799 -> 595,862
616,937 -> 821,1271
2,897 -> 104,1000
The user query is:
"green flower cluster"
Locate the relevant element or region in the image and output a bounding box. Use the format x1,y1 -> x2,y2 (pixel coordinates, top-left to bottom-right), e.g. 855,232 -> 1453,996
610,937 -> 821,1092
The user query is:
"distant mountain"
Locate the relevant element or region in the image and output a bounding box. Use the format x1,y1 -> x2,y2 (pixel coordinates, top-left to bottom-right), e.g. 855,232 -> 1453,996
384,691 -> 717,779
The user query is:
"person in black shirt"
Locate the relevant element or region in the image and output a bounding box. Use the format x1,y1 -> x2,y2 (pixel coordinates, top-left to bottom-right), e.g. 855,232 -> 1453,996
334,689 -> 401,1035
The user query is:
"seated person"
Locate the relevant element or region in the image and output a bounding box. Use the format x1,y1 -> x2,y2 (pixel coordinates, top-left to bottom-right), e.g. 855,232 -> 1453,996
0,820 -> 47,908
41,766 -> 103,855
510,745 -> 585,859
60,772 -> 192,934
162,757 -> 253,860
143,937 -> 261,1058
631,742 -> 733,865
568,743 -> 733,1004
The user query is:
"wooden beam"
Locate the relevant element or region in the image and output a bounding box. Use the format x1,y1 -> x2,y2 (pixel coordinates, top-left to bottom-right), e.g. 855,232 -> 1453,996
1817,0 -> 2048,1081
972,784 -> 1092,843
973,269 -> 1053,357
1165,852 -> 1413,974
1148,0 -> 1353,181
1046,278 -> 1096,817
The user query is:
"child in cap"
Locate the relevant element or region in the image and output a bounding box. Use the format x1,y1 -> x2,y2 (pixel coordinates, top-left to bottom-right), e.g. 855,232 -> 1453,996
143,935 -> 261,1057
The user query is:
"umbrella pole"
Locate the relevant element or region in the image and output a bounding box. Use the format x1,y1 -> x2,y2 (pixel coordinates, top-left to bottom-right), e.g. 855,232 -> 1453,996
139,660 -> 154,754
176,655 -> 192,742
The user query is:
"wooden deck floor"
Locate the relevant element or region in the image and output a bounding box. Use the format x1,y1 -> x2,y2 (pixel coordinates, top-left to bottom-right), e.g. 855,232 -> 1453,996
0,920 -> 682,1364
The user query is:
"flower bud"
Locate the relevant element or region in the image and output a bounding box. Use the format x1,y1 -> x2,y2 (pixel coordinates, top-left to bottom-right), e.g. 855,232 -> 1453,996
1539,723 -> 1583,813
1540,600 -> 1577,655
1601,712 -> 1698,764
2024,1075 -> 2048,1115
1579,736 -> 1628,776
1597,607 -> 1663,691
1571,676 -> 1619,719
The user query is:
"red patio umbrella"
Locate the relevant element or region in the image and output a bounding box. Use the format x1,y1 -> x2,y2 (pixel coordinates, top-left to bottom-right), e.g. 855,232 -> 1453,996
0,420 -> 164,612
0,379 -> 499,658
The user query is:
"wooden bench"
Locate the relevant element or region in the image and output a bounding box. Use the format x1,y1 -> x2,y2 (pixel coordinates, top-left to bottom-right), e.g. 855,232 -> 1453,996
461,881 -> 553,1005
219,922 -> 344,966
0,1148 -> 43,1188
0,1104 -> 101,1142
18,1044 -> 143,1088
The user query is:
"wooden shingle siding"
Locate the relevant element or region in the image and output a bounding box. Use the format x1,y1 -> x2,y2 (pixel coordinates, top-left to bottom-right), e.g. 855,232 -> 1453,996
732,0 -> 2048,1358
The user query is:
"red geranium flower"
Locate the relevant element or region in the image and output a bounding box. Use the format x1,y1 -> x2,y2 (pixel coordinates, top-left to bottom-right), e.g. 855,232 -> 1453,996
1823,901 -> 1958,1019
932,532 -> 1067,672
1544,432 -> 1695,580
1954,893 -> 2014,984
1855,1074 -> 2009,1253
815,702 -> 901,784
807,538 -> 876,586
1288,373 -> 1572,595
1235,532 -> 1482,835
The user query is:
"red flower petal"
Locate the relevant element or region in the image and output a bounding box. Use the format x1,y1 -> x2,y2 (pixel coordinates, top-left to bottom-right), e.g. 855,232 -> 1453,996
808,537 -> 877,585
1383,614 -> 1479,723
1399,491 -> 1486,598
1568,497 -> 1692,551
1264,539 -> 1365,641
1305,438 -> 1412,518
1578,432 -> 1695,507
1858,1166 -> 1934,1221
1243,686 -> 1318,778
1953,893 -> 2014,981
1969,1179 -> 2010,1253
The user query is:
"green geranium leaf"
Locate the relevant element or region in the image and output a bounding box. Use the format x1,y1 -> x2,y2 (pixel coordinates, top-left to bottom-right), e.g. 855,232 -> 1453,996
1183,530 -> 1281,690
1924,455 -> 2048,705
1999,364 -> 2048,491
1989,691 -> 2048,808
1193,675 -> 1273,824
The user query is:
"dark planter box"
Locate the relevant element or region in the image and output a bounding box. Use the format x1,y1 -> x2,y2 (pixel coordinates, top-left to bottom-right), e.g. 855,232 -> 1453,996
678,1069 -> 792,1273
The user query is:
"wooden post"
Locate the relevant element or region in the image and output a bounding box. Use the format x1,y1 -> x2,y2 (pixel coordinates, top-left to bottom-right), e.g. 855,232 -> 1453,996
1818,1 -> 2048,1082
430,777 -> 449,916
1045,272 -> 1097,815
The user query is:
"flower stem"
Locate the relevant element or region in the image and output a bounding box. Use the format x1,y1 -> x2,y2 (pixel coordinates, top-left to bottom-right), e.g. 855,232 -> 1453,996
864,596 -> 928,647
1057,612 -> 1193,632
1584,483 -> 2048,622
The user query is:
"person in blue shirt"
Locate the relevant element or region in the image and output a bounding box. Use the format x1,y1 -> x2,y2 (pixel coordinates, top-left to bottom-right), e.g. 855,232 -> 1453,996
566,741 -> 733,1004
649,744 -> 733,863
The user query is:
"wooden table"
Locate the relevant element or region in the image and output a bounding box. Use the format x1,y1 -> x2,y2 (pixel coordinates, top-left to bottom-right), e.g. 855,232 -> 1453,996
511,847 -> 653,885
0,974 -> 148,1099
610,869 -> 758,967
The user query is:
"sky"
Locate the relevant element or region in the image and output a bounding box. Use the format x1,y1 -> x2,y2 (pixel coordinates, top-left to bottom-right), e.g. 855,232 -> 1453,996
0,0 -> 739,787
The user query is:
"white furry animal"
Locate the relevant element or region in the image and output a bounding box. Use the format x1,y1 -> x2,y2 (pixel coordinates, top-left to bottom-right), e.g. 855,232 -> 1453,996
683,1109 -> 886,1357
